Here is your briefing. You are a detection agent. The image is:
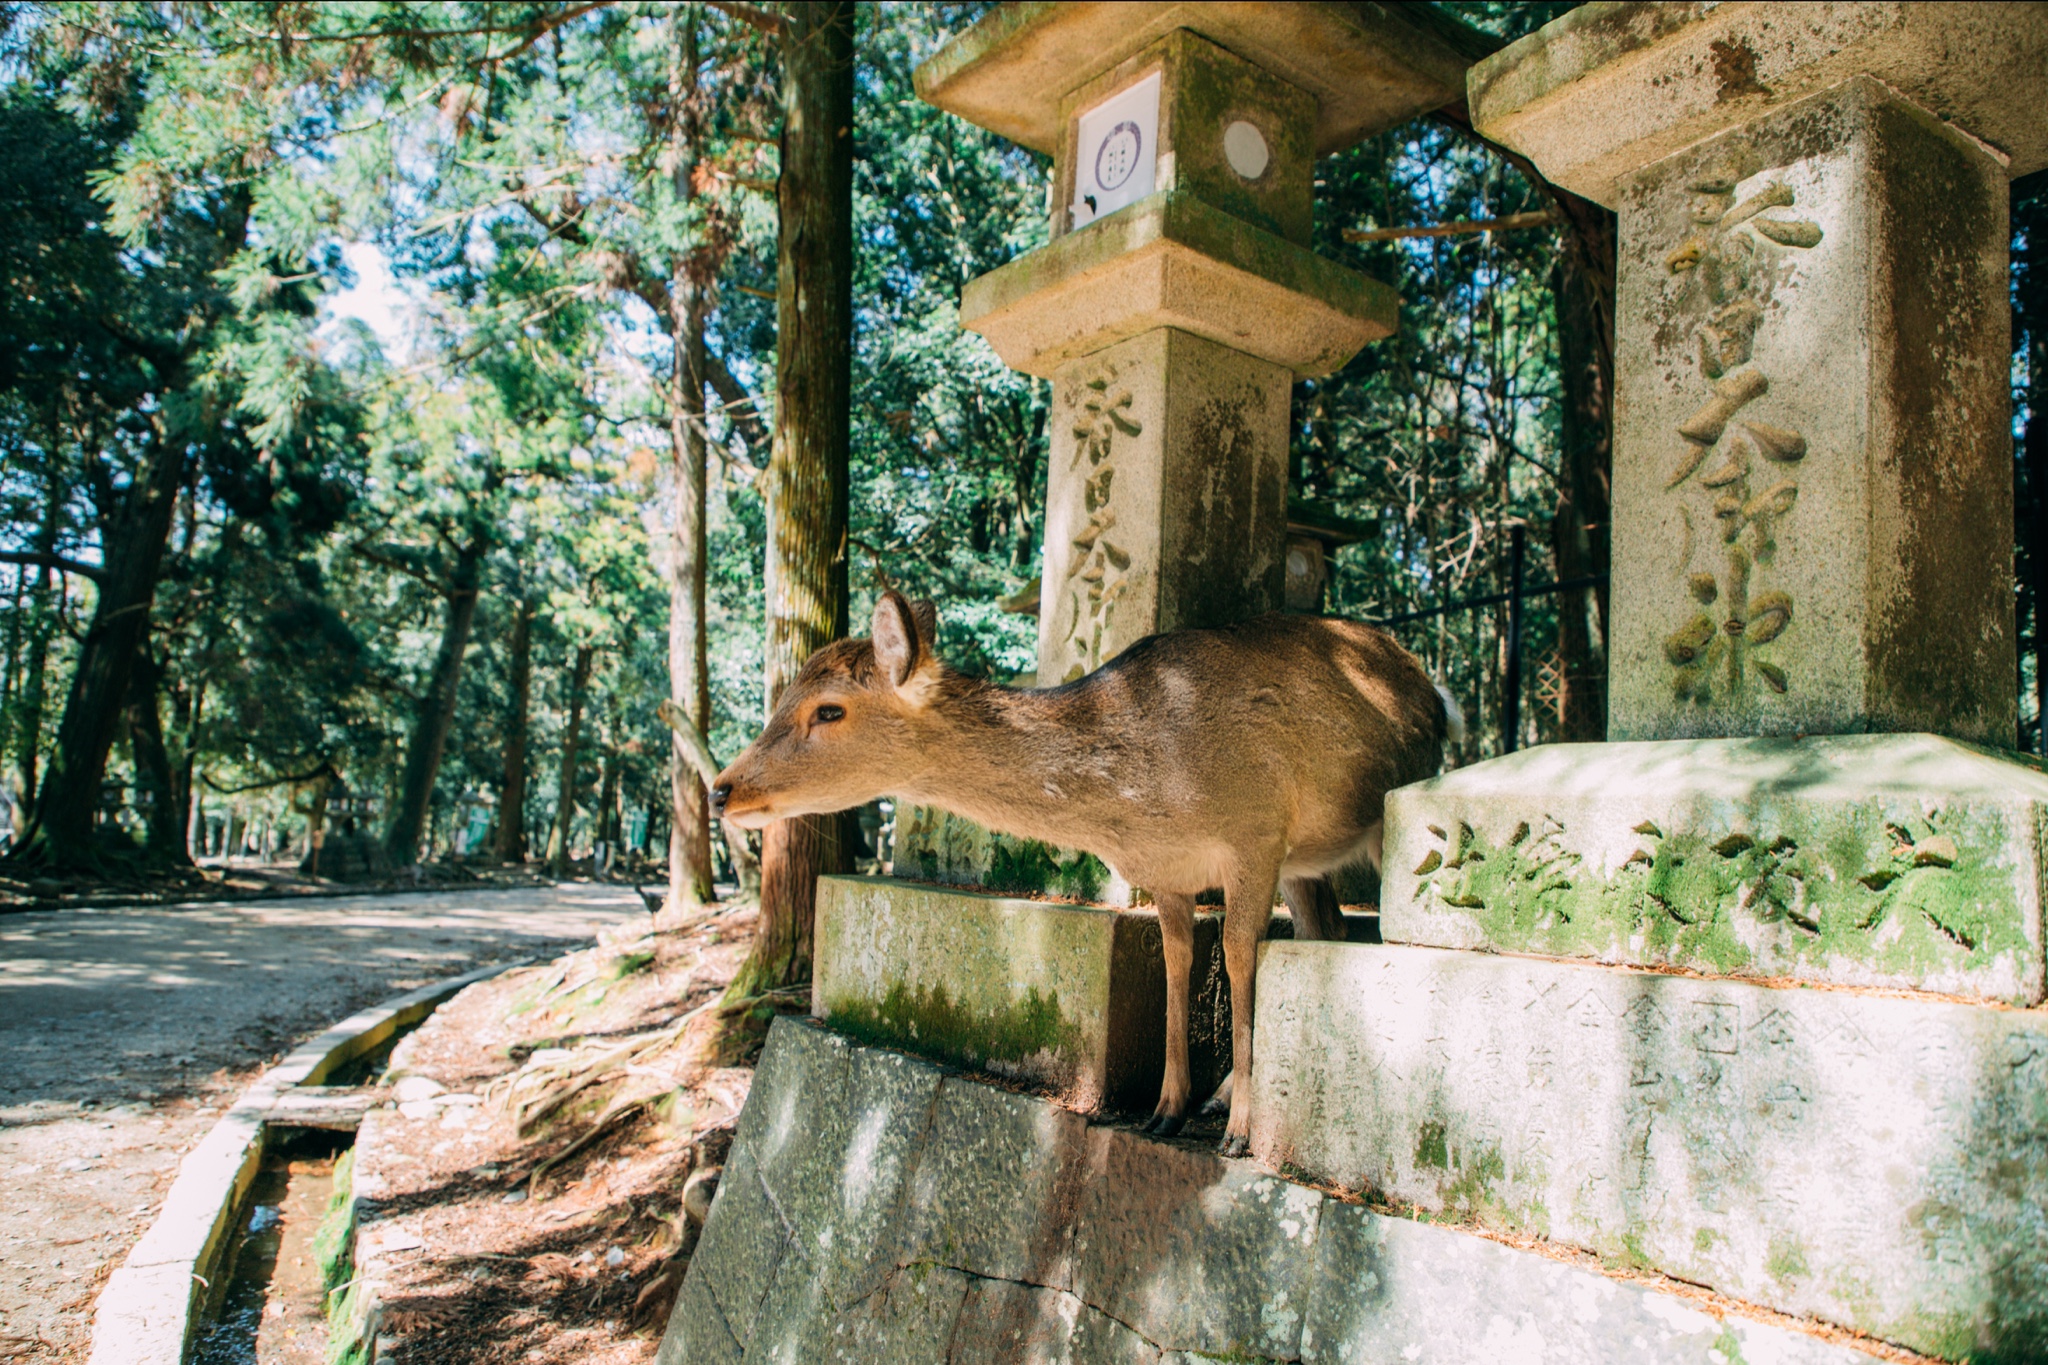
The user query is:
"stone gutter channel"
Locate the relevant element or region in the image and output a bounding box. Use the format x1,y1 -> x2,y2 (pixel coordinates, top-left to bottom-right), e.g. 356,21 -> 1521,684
84,960 -> 525,1365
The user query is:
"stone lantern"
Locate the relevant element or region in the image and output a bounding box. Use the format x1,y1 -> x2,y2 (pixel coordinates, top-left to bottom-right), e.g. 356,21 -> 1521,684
1382,1 -> 2048,1003
893,0 -> 1485,896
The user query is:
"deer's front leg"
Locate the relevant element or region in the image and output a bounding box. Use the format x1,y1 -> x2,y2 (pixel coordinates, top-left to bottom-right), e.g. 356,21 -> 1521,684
1144,891 -> 1196,1137
1220,863 -> 1280,1157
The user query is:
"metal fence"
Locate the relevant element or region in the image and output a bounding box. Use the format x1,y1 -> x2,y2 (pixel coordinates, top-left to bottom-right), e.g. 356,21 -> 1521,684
1361,524 -> 1607,755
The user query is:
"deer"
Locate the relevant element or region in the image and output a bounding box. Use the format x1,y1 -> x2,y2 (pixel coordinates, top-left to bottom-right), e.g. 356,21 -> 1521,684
711,591 -> 1460,1156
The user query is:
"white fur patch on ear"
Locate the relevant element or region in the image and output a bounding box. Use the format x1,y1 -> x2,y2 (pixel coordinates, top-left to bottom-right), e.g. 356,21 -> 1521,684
872,592 -> 917,688
897,664 -> 942,710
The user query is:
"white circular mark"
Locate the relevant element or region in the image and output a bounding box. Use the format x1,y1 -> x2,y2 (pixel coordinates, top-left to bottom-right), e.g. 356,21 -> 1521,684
1224,120 -> 1270,180
1287,548 -> 1310,577
1095,121 -> 1143,190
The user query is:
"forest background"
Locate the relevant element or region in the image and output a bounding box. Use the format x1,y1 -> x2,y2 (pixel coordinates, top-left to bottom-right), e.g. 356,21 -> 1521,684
1,2 -> 2043,980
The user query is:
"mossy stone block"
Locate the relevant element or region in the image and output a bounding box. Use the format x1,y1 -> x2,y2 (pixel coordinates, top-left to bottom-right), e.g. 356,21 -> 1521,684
815,875 -> 1230,1112
889,1077 -> 1090,1288
1302,1204 -> 1874,1365
1381,734 -> 2048,1004
667,1018 -> 1882,1363
1249,942 -> 2048,1359
1068,1125 -> 1324,1358
893,805 -> 1124,904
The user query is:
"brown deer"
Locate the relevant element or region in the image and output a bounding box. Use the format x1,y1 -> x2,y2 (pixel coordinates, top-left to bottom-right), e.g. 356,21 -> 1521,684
712,591 -> 1458,1155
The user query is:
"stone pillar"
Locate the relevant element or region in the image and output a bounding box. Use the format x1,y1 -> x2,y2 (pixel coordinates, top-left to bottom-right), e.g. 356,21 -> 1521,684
895,1 -> 1478,894
947,28 -> 1400,680
1380,3 -> 2048,979
1247,17 -> 2048,1352
1468,2 -> 2046,744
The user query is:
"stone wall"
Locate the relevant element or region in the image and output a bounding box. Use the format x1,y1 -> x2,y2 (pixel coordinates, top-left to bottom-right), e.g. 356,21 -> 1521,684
1249,942 -> 2048,1361
660,1017 -> 1880,1364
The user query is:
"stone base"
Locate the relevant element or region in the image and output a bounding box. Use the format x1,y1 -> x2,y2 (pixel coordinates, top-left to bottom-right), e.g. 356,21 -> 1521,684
815,875 -> 1230,1113
660,1017 -> 1877,1364
1248,942 -> 2048,1360
1381,734 -> 2048,1004
816,876 -> 1377,1114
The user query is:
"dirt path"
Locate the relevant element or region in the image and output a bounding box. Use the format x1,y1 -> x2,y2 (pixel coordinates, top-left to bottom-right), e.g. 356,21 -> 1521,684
0,883 -> 645,1362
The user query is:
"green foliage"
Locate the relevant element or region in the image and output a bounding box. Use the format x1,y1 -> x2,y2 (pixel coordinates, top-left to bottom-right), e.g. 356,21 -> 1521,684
4,0 -> 2031,876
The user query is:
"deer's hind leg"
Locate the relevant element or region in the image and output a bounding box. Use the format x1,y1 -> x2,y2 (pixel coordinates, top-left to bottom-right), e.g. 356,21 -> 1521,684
1197,876 -> 1338,1124
1282,875 -> 1344,942
1144,890 -> 1197,1137
1219,856 -> 1282,1157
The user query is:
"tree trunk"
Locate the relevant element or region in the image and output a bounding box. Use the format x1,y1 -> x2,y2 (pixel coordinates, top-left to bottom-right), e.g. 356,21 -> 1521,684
9,450 -> 64,808
598,726 -> 622,848
494,598 -> 534,863
302,777 -> 331,877
2,567 -> 22,790
725,822 -> 762,898
13,435 -> 185,869
735,0 -> 857,995
550,644 -> 595,879
666,9 -> 717,910
383,536 -> 487,864
179,681 -> 206,863
1549,197 -> 1616,742
666,300 -> 717,908
123,639 -> 186,862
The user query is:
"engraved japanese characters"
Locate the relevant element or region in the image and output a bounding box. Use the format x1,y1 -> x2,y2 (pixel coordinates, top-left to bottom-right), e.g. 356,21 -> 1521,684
1058,365 -> 1143,681
1661,163 -> 1822,705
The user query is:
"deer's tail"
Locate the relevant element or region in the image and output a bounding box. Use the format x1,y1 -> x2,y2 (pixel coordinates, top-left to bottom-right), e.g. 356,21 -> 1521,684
1435,684 -> 1466,748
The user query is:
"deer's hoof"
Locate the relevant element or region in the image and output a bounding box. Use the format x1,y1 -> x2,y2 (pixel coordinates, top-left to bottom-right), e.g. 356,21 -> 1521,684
1218,1132 -> 1250,1158
1199,1094 -> 1229,1117
1144,1112 -> 1185,1138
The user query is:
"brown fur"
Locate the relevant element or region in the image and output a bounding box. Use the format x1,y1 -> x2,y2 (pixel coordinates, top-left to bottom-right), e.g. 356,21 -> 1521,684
714,592 -> 1450,1151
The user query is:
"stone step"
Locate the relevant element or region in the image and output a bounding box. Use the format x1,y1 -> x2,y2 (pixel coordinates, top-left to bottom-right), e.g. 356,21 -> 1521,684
263,1084 -> 380,1131
660,1016 -> 1879,1364
1247,941 -> 2048,1360
814,875 -> 1374,1113
1380,734 -> 2048,1005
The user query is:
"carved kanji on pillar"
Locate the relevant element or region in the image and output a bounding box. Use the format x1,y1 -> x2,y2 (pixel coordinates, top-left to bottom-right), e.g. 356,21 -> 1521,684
1061,368 -> 1142,679
1661,164 -> 1822,704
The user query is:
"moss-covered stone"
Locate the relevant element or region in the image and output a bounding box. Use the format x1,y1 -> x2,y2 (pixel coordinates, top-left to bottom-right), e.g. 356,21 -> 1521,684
1251,941 -> 2048,1360
669,1019 -> 1872,1364
814,875 -> 1183,1111
825,980 -> 1080,1075
1383,735 -> 2048,1004
893,805 -> 1123,904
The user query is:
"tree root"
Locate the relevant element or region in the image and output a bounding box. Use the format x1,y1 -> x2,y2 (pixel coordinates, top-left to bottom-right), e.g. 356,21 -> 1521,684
528,1094 -> 656,1195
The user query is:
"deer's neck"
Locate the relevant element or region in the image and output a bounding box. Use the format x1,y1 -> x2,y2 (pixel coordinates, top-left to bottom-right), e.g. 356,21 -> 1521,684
899,677 -> 1119,850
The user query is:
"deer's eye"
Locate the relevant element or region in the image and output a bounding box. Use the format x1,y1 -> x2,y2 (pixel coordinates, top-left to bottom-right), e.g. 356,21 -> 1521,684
814,704 -> 845,724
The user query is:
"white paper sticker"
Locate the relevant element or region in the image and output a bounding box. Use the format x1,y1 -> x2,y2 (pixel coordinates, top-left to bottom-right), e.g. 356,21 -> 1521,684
1070,71 -> 1161,230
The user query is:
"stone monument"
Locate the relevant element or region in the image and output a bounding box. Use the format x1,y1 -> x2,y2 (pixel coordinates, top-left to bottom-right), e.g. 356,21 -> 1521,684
1375,0 -> 2048,995
665,7 -> 2048,1362
888,1 -> 1485,902
1250,6 -> 2048,1360
812,0 -> 1491,1102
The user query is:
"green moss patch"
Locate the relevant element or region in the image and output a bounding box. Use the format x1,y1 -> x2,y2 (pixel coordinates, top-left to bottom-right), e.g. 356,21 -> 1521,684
312,1146 -> 355,1301
985,837 -> 1111,902
1412,802 -> 2030,992
825,979 -> 1080,1074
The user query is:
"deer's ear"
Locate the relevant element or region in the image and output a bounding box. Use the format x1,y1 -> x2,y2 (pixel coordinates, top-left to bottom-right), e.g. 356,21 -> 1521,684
871,591 -> 920,688
911,599 -> 938,649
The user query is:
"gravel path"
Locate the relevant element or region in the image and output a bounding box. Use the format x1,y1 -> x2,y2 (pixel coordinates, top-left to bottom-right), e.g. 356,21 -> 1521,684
0,882 -> 645,1362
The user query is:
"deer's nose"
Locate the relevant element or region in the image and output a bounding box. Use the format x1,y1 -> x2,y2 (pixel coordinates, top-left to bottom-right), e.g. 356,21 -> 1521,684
709,784 -> 731,816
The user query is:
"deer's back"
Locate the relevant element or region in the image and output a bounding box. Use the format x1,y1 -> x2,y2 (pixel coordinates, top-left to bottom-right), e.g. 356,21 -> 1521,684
1049,615 -> 1444,877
